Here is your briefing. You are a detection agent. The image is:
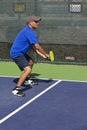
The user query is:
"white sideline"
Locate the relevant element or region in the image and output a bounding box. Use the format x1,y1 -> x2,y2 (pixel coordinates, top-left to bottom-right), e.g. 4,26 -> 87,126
0,75 -> 87,83
0,80 -> 62,124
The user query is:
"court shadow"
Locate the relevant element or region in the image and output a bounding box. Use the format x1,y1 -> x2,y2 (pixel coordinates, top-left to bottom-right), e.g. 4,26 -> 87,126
13,77 -> 53,92
22,85 -> 32,91
31,73 -> 41,78
13,78 -> 32,92
13,73 -> 41,84
34,78 -> 53,83
13,72 -> 53,93
13,77 -> 53,86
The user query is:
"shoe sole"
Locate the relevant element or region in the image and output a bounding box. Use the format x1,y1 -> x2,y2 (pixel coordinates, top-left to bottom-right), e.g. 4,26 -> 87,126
24,82 -> 38,86
12,91 -> 25,97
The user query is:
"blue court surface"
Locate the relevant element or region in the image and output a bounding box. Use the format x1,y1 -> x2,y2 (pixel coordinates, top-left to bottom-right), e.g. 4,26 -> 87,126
0,76 -> 87,130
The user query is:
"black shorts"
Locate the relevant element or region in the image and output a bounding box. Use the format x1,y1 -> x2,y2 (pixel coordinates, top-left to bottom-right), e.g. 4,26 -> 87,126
13,54 -> 32,71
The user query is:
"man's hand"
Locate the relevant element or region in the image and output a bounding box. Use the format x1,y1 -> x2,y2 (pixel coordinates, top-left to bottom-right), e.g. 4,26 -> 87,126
32,44 -> 50,60
45,53 -> 50,60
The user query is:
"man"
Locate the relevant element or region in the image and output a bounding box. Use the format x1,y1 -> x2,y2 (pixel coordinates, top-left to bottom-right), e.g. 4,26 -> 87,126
10,15 -> 50,97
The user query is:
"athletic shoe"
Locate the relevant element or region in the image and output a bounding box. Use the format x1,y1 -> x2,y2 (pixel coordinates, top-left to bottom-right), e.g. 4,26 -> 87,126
24,79 -> 38,86
12,87 -> 25,97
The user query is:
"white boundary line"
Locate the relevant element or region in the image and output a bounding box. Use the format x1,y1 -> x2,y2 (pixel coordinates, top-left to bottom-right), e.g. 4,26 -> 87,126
0,80 -> 61,124
0,75 -> 87,83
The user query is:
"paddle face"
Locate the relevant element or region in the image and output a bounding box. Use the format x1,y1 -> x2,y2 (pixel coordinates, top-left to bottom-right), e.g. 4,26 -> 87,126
49,50 -> 54,62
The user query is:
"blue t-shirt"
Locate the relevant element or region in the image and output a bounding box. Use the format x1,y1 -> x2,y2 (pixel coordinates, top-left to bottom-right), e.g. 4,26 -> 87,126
10,26 -> 38,58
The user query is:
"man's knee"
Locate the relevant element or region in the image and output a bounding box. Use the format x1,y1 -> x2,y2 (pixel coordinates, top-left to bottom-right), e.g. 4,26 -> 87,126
24,66 -> 32,74
29,60 -> 34,68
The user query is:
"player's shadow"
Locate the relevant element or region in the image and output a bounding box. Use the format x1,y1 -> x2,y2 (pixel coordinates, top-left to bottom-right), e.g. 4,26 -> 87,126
13,73 -> 53,92
13,78 -> 32,92
31,73 -> 41,78
31,73 -> 53,83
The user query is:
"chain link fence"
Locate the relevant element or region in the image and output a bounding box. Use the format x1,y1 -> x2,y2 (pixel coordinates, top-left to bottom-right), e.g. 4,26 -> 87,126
0,0 -> 87,65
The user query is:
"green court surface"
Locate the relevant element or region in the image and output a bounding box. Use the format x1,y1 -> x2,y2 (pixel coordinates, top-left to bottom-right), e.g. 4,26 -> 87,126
0,61 -> 87,82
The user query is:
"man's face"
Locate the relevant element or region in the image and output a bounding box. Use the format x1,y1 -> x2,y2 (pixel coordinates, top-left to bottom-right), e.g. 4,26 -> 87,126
29,21 -> 39,29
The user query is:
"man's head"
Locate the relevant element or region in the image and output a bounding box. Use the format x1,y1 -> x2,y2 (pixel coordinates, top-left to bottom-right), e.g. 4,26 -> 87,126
27,15 -> 41,29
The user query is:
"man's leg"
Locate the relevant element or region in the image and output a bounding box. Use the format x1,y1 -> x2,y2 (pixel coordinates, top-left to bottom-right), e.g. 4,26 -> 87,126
16,66 -> 32,87
12,55 -> 32,97
24,59 -> 38,86
12,66 -> 32,97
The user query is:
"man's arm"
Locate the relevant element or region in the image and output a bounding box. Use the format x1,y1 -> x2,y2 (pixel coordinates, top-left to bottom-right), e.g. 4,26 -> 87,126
31,44 -> 50,59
